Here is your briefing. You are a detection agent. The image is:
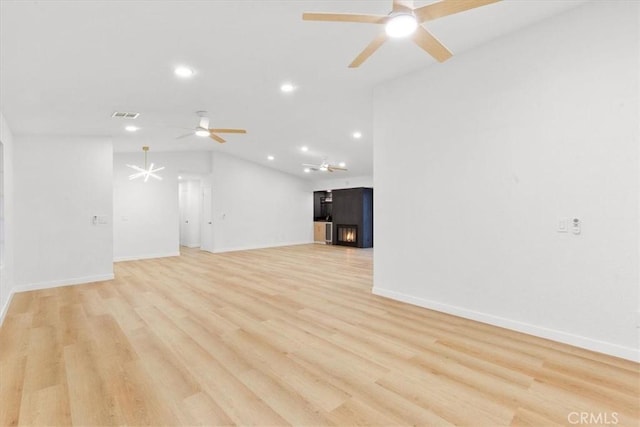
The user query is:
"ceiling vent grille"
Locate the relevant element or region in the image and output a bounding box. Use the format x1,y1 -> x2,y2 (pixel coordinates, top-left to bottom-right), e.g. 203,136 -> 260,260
111,111 -> 140,119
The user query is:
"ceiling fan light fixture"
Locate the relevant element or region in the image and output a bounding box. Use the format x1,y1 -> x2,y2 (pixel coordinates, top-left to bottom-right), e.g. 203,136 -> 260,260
385,13 -> 417,38
195,128 -> 210,137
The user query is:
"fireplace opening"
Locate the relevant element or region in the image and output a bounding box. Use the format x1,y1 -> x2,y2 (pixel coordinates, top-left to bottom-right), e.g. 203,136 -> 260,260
336,224 -> 358,247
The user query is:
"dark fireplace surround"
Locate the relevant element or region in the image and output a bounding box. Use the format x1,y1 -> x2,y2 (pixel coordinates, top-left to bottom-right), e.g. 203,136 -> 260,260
331,187 -> 373,248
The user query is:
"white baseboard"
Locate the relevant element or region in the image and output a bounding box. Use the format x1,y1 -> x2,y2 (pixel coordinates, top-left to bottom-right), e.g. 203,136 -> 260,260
0,287 -> 15,326
372,287 -> 640,363
114,251 -> 180,262
210,241 -> 314,254
181,243 -> 200,249
13,273 -> 115,294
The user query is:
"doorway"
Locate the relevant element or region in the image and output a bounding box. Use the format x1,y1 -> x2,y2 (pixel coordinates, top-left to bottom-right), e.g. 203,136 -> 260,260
201,185 -> 213,252
178,173 -> 214,252
178,178 -> 202,248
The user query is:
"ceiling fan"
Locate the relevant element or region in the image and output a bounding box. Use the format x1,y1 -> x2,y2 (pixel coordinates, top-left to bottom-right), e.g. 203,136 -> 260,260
176,111 -> 247,143
303,160 -> 348,173
302,0 -> 501,67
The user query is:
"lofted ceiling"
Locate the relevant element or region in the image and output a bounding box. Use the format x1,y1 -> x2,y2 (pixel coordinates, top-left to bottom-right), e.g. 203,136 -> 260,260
0,0 -> 585,179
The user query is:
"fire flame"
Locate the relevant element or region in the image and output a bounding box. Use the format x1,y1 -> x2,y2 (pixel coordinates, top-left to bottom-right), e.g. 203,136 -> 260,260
345,231 -> 355,242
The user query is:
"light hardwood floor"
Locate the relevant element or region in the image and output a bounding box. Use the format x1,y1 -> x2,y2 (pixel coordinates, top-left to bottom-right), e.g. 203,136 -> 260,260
1,244 -> 638,426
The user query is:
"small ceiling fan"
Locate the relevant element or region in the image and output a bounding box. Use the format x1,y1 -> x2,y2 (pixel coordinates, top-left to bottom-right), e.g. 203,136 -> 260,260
303,160 -> 348,173
176,111 -> 247,143
303,0 -> 501,67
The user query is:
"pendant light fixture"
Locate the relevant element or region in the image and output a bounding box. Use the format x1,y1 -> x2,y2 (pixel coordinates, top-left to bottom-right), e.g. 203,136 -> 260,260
126,146 -> 164,182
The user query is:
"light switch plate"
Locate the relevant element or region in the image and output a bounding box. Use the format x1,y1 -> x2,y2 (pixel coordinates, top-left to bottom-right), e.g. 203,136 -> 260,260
557,218 -> 568,233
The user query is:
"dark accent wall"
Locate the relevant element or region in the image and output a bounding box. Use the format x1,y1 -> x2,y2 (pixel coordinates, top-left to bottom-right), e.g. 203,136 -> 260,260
332,187 -> 373,248
313,191 -> 323,220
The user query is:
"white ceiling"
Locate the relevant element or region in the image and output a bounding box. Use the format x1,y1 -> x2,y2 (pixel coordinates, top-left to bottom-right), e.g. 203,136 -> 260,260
0,0 -> 585,179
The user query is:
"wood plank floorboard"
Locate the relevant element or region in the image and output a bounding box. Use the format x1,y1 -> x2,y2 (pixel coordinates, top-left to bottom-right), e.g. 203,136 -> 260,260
1,244 -> 638,426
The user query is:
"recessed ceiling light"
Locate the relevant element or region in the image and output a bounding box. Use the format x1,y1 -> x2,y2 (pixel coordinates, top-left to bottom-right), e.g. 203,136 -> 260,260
338,162 -> 346,168
178,176 -> 183,180
385,13 -> 418,38
125,125 -> 139,132
304,168 -> 311,173
267,155 -> 275,161
174,66 -> 194,78
352,131 -> 362,139
280,82 -> 295,93
301,146 -> 309,152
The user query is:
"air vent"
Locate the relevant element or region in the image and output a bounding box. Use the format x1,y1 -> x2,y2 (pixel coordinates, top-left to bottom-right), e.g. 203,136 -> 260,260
111,111 -> 140,119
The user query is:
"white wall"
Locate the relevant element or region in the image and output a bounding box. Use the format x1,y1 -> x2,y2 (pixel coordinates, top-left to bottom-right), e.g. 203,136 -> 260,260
115,150 -> 312,258
113,151 -> 210,261
373,1 -> 639,361
312,175 -> 373,191
0,112 -> 15,321
13,136 -> 114,290
211,151 -> 312,252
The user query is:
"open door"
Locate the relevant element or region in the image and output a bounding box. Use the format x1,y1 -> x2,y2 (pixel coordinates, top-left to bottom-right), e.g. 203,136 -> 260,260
201,186 -> 214,252
178,180 -> 202,248
179,181 -> 188,247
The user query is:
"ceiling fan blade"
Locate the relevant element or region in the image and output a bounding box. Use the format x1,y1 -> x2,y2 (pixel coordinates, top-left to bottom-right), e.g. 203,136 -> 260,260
175,132 -> 194,139
209,128 -> 247,134
303,12 -> 387,24
392,0 -> 414,12
412,26 -> 452,62
209,133 -> 226,143
349,32 -> 388,68
302,163 -> 321,168
329,166 -> 348,171
414,0 -> 501,23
